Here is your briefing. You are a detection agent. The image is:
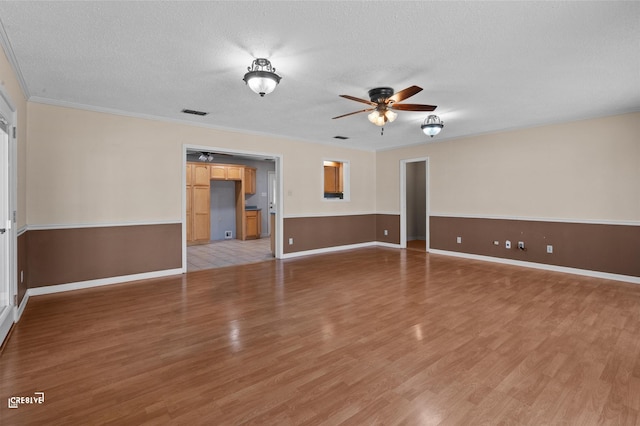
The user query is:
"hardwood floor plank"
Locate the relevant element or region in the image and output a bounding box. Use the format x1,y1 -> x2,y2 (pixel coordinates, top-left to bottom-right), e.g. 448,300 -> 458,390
1,248 -> 640,424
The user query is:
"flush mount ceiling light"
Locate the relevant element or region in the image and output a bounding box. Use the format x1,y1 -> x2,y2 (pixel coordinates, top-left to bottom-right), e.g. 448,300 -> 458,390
421,115 -> 444,137
198,152 -> 215,162
243,58 -> 281,97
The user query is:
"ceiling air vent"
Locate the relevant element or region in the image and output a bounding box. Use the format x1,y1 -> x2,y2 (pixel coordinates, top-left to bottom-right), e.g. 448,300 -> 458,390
181,109 -> 208,116
333,136 -> 349,140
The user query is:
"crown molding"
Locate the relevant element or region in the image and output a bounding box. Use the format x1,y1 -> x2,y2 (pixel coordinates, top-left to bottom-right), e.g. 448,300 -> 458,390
0,18 -> 30,99
27,96 -> 378,153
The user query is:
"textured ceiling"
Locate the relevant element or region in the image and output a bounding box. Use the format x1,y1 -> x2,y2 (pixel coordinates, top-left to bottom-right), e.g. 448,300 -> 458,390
0,1 -> 638,151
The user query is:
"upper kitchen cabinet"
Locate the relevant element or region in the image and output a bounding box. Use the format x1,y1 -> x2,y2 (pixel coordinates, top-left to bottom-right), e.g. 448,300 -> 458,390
211,164 -> 243,181
227,166 -> 243,181
244,167 -> 256,195
193,164 -> 211,186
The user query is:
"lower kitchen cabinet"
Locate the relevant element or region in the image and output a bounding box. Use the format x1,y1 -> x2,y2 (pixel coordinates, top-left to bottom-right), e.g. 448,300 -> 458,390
244,209 -> 261,240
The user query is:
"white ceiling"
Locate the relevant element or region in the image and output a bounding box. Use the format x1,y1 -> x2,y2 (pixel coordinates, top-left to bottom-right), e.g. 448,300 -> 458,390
0,1 -> 638,151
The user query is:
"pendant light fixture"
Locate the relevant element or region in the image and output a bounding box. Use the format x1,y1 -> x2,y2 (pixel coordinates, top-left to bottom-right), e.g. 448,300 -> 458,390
243,58 -> 281,97
421,115 -> 444,137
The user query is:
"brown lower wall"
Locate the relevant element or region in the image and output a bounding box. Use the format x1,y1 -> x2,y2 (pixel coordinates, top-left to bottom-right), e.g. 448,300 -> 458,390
17,232 -> 27,304
283,214 -> 375,253
282,214 -> 401,253
24,223 -> 182,288
375,214 -> 400,245
430,216 -> 640,277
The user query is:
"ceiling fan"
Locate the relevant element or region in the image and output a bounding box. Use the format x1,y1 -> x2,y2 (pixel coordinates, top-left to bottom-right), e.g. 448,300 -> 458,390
332,86 -> 437,127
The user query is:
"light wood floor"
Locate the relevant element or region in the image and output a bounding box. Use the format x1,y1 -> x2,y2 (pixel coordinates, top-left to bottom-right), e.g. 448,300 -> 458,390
1,247 -> 639,424
187,238 -> 273,271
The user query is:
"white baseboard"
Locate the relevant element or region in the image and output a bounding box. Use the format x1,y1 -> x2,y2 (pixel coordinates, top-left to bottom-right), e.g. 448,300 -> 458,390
376,242 -> 402,249
281,241 -> 402,259
428,249 -> 640,285
0,306 -> 13,348
282,242 -> 378,259
16,291 -> 29,321
27,268 -> 184,297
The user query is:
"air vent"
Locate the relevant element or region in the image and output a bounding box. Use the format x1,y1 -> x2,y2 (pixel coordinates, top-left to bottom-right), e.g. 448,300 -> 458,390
333,136 -> 349,140
181,109 -> 208,116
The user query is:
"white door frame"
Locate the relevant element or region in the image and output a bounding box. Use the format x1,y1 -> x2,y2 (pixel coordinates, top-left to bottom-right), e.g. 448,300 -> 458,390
400,157 -> 430,250
267,171 -> 276,236
0,86 -> 17,346
181,145 -> 284,271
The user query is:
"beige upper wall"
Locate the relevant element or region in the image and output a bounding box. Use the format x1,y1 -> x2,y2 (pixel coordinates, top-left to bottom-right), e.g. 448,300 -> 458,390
377,112 -> 640,222
0,43 -> 27,228
26,102 -> 376,225
6,30 -> 637,227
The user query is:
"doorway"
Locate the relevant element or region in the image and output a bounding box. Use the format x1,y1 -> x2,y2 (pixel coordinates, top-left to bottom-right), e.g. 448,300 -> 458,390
0,90 -> 16,346
400,158 -> 429,251
183,147 -> 282,271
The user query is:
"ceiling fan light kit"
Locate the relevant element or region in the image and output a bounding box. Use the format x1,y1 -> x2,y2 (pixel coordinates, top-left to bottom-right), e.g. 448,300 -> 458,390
333,85 -> 437,134
243,58 -> 281,97
198,152 -> 215,162
421,114 -> 444,137
368,109 -> 397,126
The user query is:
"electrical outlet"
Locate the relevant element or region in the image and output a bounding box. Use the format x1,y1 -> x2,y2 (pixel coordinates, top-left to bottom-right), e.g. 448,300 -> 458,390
547,245 -> 553,254
518,241 -> 525,250
384,229 -> 388,236
456,236 -> 462,244
493,241 -> 500,246
505,240 -> 511,249
289,237 -> 294,245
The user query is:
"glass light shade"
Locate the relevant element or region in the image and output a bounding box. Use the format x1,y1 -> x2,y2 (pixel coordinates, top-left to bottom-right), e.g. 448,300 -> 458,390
384,109 -> 397,122
245,72 -> 279,97
421,115 -> 444,137
243,58 -> 281,97
198,153 -> 207,161
368,110 -> 387,126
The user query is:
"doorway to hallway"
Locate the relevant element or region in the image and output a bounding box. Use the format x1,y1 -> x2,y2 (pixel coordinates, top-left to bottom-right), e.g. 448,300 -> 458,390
400,158 -> 429,251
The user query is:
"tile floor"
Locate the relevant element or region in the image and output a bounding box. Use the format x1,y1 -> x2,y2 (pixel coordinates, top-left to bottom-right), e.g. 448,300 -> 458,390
187,238 -> 273,271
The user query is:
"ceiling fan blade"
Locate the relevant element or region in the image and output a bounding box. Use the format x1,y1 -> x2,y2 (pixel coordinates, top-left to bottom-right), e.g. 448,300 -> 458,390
388,85 -> 423,103
332,108 -> 374,119
390,103 -> 437,111
339,94 -> 377,106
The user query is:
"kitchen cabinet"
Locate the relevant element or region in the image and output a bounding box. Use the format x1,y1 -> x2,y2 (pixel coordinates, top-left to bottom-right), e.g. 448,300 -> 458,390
187,163 -> 211,243
186,161 -> 257,243
186,164 -> 193,242
324,165 -> 342,193
210,165 -> 226,180
244,209 -> 261,239
227,166 -> 243,180
244,167 -> 256,195
192,186 -> 210,241
211,164 -> 243,181
193,164 -> 210,185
